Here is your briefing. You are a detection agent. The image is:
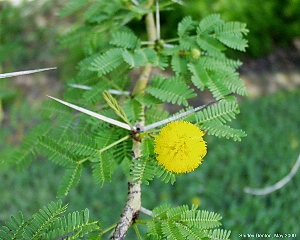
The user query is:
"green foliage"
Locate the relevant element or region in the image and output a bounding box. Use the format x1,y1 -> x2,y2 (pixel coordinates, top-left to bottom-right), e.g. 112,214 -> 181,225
2,90 -> 299,239
1,0 -> 250,239
57,165 -> 82,197
170,0 -> 300,57
146,75 -> 197,106
92,151 -> 113,187
146,204 -> 230,240
35,5 -> 247,193
195,96 -> 246,140
131,156 -> 157,185
164,14 -> 248,101
0,212 -> 27,240
0,200 -> 99,239
110,30 -> 141,49
90,48 -> 125,76
39,135 -> 77,167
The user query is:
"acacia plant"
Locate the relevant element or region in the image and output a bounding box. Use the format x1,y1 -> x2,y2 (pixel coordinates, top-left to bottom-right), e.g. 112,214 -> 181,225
1,0 -> 249,239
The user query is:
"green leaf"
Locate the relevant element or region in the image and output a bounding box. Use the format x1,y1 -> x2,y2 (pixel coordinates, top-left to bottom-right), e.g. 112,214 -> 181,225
47,209 -> 99,239
187,62 -> 209,91
64,134 -> 99,157
167,205 -> 189,220
23,200 -> 67,239
195,97 -> 239,124
222,71 -> 248,96
171,54 -> 188,75
206,73 -> 231,100
178,36 -> 198,50
54,117 -> 81,143
122,49 -> 146,68
201,120 -> 247,141
131,156 -> 157,185
216,33 -> 248,51
147,76 -> 196,106
161,220 -> 182,240
181,209 -> 222,229
197,14 -> 223,34
152,204 -> 171,219
92,152 -> 112,187
103,90 -> 132,126
146,48 -> 160,66
0,212 -> 27,240
90,48 -> 124,76
145,107 -> 169,126
57,165 -> 82,197
77,54 -> 102,77
147,205 -> 228,240
110,31 -> 141,49
41,98 -> 73,119
199,56 -> 238,72
13,121 -> 52,170
145,233 -> 164,240
122,48 -> 158,68
216,21 -> 249,37
95,127 -> 120,148
178,16 -> 196,37
155,164 -> 176,184
196,35 -> 225,57
177,223 -> 206,240
82,81 -> 109,104
123,98 -> 143,122
205,229 -> 231,240
135,92 -> 163,108
113,137 -> 132,164
39,136 -> 76,167
141,138 -> 154,157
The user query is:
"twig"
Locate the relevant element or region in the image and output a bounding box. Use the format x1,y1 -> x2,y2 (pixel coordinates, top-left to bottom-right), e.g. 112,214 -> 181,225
244,154 -> 300,195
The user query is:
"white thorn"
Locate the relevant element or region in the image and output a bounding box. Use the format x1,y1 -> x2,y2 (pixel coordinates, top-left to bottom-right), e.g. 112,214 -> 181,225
47,96 -> 132,131
0,67 -> 57,79
144,102 -> 212,131
67,84 -> 92,90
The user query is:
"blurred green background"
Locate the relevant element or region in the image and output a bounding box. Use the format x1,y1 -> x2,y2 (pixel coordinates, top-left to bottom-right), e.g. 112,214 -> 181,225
1,0 -> 300,239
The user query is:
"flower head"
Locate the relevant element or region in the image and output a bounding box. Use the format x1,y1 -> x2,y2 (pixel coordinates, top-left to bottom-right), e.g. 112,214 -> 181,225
154,121 -> 207,174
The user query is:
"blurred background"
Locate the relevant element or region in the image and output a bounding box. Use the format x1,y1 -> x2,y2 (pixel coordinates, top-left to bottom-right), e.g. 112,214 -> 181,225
1,0 -> 300,239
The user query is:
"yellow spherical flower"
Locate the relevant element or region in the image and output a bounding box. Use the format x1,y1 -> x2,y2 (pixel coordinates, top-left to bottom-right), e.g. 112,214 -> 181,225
154,121 -> 207,174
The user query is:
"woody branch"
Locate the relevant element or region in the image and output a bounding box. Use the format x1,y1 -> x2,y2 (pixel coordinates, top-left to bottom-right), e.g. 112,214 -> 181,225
110,2 -> 157,239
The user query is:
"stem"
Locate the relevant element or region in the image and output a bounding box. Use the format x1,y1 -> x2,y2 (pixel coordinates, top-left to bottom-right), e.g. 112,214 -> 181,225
110,5 -> 157,240
99,135 -> 130,154
133,224 -> 143,240
102,223 -> 118,235
109,140 -> 142,240
131,12 -> 157,96
77,136 -> 130,165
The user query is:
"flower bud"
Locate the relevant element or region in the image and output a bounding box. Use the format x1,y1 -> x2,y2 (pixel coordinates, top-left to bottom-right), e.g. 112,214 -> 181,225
191,48 -> 201,59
